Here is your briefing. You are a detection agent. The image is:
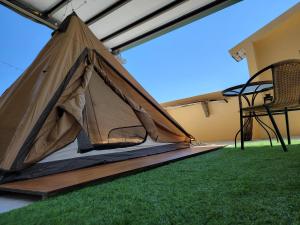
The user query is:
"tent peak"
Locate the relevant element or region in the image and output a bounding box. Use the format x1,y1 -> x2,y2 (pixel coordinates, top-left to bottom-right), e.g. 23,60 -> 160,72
52,12 -> 79,36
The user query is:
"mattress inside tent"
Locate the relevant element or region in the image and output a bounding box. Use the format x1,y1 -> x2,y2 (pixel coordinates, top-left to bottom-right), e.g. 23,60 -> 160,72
1,138 -> 189,183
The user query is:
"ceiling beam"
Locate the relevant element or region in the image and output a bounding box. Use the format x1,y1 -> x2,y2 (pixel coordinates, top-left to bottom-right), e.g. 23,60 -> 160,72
101,0 -> 187,42
111,0 -> 240,52
1,0 -> 240,52
85,0 -> 132,26
0,0 -> 57,29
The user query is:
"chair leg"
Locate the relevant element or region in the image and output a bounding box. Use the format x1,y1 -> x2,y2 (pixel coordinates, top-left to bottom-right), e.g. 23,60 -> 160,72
284,107 -> 291,145
254,116 -> 273,147
240,110 -> 244,150
265,106 -> 287,152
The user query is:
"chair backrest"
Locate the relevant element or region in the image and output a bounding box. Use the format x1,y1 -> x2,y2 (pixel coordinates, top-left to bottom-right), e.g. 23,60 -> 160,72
271,59 -> 300,106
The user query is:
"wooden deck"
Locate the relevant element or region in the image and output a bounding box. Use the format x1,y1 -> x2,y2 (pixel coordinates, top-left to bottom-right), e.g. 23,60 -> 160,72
0,145 -> 223,198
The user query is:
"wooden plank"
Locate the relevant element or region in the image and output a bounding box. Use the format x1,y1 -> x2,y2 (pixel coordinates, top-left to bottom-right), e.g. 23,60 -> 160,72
0,145 -> 223,198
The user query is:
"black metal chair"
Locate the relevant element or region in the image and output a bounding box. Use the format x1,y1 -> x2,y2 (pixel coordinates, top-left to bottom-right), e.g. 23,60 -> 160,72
239,59 -> 300,151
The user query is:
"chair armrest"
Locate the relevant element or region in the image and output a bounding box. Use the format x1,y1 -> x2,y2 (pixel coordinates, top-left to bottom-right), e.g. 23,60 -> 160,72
238,64 -> 273,109
238,65 -> 273,97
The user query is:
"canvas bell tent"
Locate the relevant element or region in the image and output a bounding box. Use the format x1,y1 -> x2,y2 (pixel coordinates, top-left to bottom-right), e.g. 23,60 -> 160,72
0,14 -> 192,183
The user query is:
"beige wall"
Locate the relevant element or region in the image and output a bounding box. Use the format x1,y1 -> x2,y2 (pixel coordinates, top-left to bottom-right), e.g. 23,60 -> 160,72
243,6 -> 300,140
254,14 -> 300,69
166,98 -> 240,142
164,4 -> 300,143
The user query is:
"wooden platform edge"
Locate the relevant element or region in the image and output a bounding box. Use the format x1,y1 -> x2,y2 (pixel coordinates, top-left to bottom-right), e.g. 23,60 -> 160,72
0,146 -> 224,198
45,146 -> 224,198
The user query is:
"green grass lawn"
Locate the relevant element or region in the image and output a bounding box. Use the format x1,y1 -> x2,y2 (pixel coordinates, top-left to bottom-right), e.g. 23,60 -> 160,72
1,141 -> 300,225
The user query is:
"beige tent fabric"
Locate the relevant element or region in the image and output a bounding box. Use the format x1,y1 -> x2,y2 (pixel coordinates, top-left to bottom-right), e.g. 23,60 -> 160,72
90,60 -> 158,141
92,54 -> 186,142
83,66 -> 145,144
0,14 -> 192,171
24,63 -> 93,165
0,28 -> 82,170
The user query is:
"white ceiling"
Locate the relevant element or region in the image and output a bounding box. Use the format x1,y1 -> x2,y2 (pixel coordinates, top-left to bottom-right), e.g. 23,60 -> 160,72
1,0 -> 240,51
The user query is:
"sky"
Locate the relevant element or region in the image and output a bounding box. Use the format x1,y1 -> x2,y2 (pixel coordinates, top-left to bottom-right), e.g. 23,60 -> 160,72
0,0 -> 299,103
